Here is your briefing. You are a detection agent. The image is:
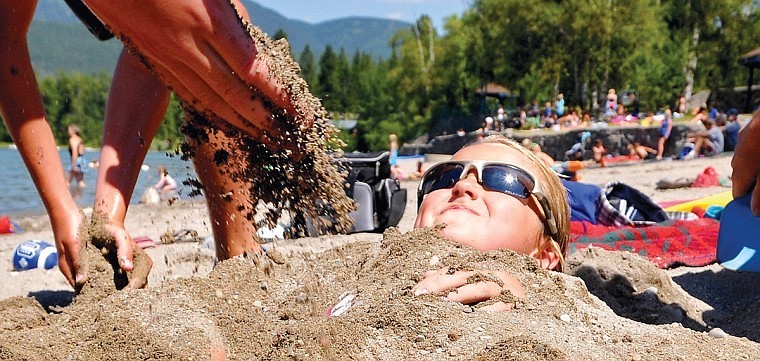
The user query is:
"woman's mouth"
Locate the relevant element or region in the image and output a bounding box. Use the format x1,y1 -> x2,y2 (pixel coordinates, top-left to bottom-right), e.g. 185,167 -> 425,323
442,204 -> 478,216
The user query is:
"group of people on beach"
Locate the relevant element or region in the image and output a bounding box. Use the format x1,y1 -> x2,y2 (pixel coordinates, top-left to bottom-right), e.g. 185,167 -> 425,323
4,1 -> 760,334
482,89 -> 649,132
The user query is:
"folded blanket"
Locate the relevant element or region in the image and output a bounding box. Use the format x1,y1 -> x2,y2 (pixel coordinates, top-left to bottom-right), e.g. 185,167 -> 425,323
569,218 -> 720,268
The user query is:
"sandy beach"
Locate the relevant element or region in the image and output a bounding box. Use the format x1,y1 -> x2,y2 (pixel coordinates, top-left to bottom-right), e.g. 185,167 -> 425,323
1,152 -> 759,360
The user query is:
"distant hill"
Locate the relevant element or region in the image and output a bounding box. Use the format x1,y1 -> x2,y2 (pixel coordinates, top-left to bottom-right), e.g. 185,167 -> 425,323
29,0 -> 409,76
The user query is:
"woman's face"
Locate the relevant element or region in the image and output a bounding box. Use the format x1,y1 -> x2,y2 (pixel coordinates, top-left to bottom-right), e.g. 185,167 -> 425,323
414,143 -> 547,255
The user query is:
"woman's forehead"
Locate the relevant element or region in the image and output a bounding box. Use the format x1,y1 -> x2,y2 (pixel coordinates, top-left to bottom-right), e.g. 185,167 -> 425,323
452,143 -> 535,170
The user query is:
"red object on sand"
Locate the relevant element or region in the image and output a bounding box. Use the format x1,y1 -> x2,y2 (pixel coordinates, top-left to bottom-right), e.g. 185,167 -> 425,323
657,199 -> 694,209
133,236 -> 156,249
0,216 -> 12,234
569,218 -> 720,268
691,166 -> 720,188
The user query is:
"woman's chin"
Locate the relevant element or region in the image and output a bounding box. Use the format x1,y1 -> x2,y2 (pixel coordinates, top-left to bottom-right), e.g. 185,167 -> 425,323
437,226 -> 477,247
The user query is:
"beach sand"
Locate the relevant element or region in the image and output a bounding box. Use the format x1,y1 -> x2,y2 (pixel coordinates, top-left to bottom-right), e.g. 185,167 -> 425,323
1,153 -> 759,360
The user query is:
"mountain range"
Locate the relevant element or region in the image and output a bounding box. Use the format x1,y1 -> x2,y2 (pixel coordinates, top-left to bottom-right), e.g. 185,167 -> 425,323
29,0 -> 411,76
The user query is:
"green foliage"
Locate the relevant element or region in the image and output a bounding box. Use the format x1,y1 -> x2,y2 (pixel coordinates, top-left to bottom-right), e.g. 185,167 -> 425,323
298,45 -> 318,88
38,71 -> 110,146
29,72 -> 184,148
16,0 -> 757,153
318,0 -> 758,149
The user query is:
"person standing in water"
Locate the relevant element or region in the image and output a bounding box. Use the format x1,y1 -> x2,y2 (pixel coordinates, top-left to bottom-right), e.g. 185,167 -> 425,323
153,165 -> 178,200
66,124 -> 86,189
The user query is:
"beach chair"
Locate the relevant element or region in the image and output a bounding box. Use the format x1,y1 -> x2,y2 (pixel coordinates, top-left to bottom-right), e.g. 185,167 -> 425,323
340,151 -> 407,233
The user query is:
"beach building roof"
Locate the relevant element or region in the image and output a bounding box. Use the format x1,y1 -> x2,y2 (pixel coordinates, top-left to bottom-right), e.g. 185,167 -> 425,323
740,46 -> 760,67
475,83 -> 512,98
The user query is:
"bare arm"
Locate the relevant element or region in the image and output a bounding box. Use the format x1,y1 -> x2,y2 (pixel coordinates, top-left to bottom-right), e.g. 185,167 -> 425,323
93,49 -> 168,284
0,0 -> 86,287
732,111 -> 760,215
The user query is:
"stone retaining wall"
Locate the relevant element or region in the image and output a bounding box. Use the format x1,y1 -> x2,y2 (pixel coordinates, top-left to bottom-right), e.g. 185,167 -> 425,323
404,124 -> 705,161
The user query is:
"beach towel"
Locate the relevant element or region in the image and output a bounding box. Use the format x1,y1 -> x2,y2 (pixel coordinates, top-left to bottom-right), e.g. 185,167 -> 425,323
602,154 -> 641,165
569,218 -> 720,268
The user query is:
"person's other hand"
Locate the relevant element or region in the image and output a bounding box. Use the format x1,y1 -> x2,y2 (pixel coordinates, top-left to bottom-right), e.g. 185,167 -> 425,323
100,222 -> 153,289
732,111 -> 760,215
51,210 -> 88,289
84,0 -> 296,141
412,267 -> 525,312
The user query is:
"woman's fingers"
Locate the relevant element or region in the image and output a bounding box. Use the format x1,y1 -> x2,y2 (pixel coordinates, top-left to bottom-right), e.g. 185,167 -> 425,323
413,268 -> 469,295
443,282 -> 505,304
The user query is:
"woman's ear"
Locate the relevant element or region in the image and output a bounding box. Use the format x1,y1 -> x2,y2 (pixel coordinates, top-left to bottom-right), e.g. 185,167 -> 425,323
530,239 -> 561,271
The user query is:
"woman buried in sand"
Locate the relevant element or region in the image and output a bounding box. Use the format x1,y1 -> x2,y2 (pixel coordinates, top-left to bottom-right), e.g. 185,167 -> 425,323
413,135 -> 570,311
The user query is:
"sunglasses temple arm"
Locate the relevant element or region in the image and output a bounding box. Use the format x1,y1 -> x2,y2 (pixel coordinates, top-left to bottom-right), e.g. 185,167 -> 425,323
536,195 -> 558,237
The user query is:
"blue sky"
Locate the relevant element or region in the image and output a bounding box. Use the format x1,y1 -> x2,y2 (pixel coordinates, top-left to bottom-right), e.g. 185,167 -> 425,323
252,0 -> 471,28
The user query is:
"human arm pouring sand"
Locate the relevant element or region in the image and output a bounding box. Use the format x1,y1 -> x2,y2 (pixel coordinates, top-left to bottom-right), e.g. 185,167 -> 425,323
88,1 -> 333,285
732,111 -> 760,215
412,136 -> 569,311
82,0 -> 296,141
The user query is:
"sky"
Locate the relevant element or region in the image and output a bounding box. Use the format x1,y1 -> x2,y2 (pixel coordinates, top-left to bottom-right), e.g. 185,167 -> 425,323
252,0 -> 471,29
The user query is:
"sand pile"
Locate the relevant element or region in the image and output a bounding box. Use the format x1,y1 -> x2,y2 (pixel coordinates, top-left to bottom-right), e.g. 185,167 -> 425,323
2,227 -> 758,360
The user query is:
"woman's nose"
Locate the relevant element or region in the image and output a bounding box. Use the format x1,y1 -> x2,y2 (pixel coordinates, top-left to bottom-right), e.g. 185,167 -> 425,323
450,173 -> 481,199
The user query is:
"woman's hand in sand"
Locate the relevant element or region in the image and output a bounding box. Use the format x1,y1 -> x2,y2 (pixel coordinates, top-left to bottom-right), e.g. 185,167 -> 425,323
84,0 -> 295,140
412,267 -> 525,312
732,111 -> 760,215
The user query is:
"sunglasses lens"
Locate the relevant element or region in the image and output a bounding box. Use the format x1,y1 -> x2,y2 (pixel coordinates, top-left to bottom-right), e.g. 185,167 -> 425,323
481,165 -> 533,198
421,163 -> 463,195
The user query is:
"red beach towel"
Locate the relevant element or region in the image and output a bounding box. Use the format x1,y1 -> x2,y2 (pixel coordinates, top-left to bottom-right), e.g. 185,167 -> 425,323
569,218 -> 720,268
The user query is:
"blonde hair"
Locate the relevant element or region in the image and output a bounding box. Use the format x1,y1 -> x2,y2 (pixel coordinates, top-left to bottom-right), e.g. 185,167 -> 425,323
477,135 -> 570,272
68,124 -> 81,136
157,165 -> 169,176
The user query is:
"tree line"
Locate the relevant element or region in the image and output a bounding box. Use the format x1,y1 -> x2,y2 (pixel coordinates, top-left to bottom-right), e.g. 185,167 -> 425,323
1,0 -> 757,152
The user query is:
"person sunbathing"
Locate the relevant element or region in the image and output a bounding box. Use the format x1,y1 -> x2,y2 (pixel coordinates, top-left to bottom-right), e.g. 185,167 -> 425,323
628,141 -> 657,160
592,139 -> 607,167
412,135 -> 570,311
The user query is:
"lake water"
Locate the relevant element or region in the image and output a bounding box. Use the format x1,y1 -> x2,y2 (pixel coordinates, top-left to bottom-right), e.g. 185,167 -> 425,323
0,147 -> 197,217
